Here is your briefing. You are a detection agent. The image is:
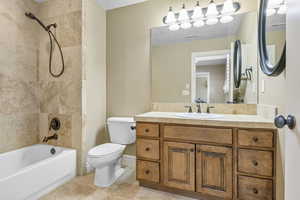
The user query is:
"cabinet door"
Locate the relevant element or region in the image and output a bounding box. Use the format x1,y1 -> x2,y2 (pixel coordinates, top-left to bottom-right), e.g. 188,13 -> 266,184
196,145 -> 233,199
163,142 -> 195,191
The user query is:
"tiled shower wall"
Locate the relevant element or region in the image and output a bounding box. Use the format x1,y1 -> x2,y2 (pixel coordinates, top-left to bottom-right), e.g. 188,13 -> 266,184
0,0 -> 84,174
0,0 -> 40,153
37,0 -> 84,174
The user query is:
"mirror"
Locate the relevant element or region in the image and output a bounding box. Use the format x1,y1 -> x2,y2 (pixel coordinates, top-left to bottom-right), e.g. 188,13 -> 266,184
233,40 -> 242,88
258,0 -> 286,76
151,11 -> 258,104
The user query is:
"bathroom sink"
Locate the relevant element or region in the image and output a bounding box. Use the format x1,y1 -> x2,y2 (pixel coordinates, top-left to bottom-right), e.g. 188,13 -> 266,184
174,113 -> 224,119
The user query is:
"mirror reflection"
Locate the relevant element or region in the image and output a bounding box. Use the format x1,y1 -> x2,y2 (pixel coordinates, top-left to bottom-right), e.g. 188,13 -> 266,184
151,11 -> 258,104
266,1 -> 286,66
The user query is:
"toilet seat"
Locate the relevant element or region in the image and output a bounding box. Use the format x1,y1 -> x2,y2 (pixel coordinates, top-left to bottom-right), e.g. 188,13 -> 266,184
88,143 -> 125,158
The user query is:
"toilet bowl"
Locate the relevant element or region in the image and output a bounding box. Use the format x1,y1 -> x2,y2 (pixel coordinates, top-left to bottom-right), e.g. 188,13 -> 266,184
87,117 -> 135,187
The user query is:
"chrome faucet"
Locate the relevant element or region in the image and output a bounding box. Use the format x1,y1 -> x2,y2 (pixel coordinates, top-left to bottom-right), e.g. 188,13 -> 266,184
42,133 -> 58,143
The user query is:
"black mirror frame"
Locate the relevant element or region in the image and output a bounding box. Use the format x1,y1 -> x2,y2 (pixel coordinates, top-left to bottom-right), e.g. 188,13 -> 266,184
258,0 -> 286,76
233,40 -> 242,88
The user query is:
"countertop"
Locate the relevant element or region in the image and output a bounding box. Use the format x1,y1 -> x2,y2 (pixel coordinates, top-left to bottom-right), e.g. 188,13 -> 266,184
134,112 -> 276,129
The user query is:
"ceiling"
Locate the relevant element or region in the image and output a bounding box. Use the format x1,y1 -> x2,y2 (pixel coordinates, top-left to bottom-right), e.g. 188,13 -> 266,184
96,0 -> 148,10
151,13 -> 246,46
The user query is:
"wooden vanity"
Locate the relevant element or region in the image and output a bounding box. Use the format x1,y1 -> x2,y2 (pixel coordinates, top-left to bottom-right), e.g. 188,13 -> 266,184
135,112 -> 277,200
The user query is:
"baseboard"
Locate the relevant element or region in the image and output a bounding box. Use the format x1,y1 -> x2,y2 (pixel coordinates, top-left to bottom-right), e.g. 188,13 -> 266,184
122,154 -> 136,169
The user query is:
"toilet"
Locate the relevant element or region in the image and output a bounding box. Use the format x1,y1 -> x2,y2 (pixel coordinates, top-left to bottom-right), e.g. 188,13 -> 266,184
87,117 -> 136,187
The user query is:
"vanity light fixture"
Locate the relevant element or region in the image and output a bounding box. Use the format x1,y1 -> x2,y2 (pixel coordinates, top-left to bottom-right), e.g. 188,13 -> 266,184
192,1 -> 205,27
165,6 -> 176,25
266,0 -> 286,16
206,0 -> 219,18
220,15 -> 234,23
220,0 -> 235,23
163,0 -> 240,31
277,3 -> 287,15
178,4 -> 189,22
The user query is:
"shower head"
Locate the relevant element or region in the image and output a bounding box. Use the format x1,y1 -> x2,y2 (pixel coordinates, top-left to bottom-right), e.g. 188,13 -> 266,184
25,12 -> 48,31
25,12 -> 36,20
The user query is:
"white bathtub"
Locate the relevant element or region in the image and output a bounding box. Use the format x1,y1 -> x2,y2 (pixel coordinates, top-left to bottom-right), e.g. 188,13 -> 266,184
0,144 -> 76,200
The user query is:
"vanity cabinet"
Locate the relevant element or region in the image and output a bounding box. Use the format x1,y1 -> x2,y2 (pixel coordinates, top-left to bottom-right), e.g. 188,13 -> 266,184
136,122 -> 277,200
163,142 -> 195,191
196,145 -> 233,199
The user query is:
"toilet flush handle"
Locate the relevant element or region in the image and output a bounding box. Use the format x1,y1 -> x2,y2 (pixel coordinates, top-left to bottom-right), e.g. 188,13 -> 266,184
130,126 -> 136,130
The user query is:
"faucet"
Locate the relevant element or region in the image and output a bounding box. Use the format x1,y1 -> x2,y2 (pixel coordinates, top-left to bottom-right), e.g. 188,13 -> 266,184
43,133 -> 58,143
206,106 -> 215,114
195,98 -> 206,113
184,105 -> 193,113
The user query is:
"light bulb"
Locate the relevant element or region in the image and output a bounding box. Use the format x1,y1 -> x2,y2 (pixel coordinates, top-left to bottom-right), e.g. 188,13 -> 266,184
220,15 -> 234,23
165,7 -> 176,25
277,3 -> 287,14
169,23 -> 180,31
192,1 -> 204,20
206,18 -> 219,25
222,0 -> 235,15
206,0 -> 219,18
194,20 -> 205,27
266,8 -> 276,16
178,4 -> 189,22
181,21 -> 192,29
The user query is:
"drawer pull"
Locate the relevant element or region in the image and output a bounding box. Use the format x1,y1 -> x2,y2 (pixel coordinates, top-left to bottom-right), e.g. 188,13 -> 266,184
145,129 -> 149,133
145,170 -> 150,174
252,137 -> 259,142
252,160 -> 259,166
145,147 -> 150,151
252,188 -> 259,194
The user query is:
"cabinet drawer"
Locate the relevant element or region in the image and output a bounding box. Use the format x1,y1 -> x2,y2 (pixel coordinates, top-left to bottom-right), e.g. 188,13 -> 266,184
238,129 -> 274,148
238,176 -> 273,200
137,139 -> 160,160
137,160 -> 160,183
238,149 -> 273,177
163,125 -> 232,145
137,123 -> 159,137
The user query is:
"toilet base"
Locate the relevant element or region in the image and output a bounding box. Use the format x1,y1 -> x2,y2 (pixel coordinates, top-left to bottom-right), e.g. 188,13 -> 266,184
94,162 -> 125,187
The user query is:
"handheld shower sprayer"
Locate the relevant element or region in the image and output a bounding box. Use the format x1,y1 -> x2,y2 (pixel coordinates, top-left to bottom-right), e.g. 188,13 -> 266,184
25,12 -> 65,78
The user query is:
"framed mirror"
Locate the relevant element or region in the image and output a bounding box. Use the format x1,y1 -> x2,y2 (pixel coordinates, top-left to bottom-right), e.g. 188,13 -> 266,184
151,11 -> 259,104
233,40 -> 242,88
258,0 -> 286,76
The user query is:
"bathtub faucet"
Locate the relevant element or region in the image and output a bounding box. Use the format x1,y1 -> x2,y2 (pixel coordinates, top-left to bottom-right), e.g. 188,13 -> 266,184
42,133 -> 58,143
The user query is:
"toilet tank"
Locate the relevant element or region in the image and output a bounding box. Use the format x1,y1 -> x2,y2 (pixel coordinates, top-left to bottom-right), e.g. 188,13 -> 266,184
107,117 -> 136,145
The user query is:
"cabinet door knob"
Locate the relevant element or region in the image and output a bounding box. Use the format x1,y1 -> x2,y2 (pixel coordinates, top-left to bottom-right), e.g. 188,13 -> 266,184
252,160 -> 258,166
145,170 -> 150,174
252,136 -> 259,143
253,188 -> 259,194
197,149 -> 201,153
190,149 -> 194,152
145,129 -> 149,133
145,147 -> 150,151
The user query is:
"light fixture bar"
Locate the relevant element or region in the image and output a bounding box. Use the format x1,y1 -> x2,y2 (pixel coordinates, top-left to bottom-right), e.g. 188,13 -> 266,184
162,2 -> 240,24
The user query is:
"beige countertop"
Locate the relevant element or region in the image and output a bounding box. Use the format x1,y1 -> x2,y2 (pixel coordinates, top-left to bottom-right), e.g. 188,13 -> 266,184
134,112 -> 276,129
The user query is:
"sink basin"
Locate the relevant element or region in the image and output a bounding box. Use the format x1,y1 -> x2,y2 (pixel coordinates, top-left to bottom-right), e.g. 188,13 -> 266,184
174,113 -> 224,119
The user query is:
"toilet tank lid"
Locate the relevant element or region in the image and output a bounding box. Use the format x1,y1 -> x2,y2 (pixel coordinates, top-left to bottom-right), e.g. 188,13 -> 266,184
107,117 -> 135,123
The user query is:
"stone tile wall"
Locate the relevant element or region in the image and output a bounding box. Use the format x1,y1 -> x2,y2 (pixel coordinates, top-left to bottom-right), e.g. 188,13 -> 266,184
0,0 -> 40,153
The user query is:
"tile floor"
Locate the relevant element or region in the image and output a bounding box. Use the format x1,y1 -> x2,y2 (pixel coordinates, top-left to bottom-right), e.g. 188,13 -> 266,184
40,168 -> 197,200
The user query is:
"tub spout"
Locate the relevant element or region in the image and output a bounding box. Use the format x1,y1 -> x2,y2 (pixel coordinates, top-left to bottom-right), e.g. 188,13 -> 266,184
43,133 -> 58,143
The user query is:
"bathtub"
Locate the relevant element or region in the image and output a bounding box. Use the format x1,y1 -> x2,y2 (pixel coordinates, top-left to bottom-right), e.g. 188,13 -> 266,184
0,144 -> 76,200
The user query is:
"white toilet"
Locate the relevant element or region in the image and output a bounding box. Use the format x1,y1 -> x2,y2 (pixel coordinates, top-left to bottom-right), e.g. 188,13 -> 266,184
87,117 -> 136,187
